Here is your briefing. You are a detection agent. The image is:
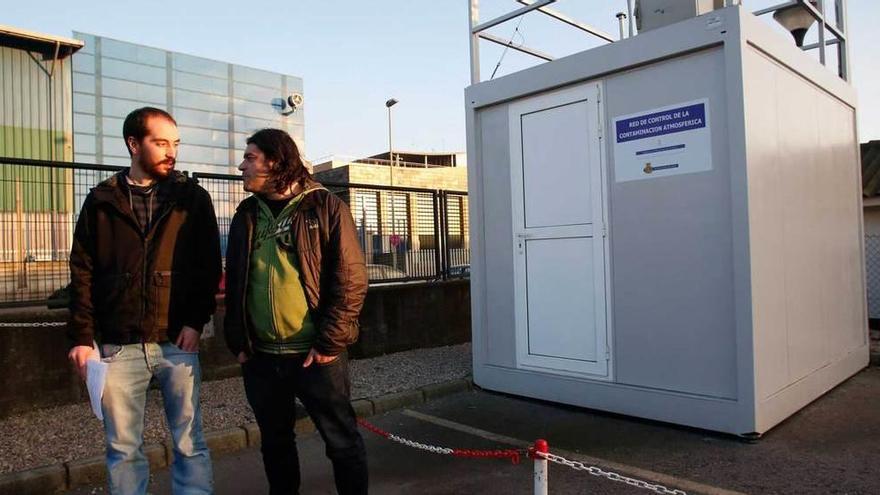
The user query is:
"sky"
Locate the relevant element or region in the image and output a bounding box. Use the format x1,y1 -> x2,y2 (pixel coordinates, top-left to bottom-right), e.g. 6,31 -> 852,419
4,0 -> 878,161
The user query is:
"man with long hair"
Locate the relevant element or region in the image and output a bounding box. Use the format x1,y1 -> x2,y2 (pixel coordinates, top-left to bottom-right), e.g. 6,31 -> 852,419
67,107 -> 220,494
224,128 -> 369,494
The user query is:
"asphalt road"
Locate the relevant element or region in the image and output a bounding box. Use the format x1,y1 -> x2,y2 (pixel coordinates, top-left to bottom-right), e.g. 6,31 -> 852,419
68,367 -> 880,494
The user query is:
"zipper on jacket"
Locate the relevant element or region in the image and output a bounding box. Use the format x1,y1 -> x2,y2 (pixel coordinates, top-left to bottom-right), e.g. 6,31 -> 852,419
100,191 -> 149,340
241,209 -> 255,354
240,189 -> 319,354
291,207 -> 322,313
97,173 -> 182,341
296,207 -> 323,330
251,200 -> 302,348
141,236 -> 148,337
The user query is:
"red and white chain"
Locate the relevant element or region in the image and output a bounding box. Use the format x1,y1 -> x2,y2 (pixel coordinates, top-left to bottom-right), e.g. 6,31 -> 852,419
357,418 -> 522,464
536,451 -> 688,495
360,417 -> 688,493
388,433 -> 454,455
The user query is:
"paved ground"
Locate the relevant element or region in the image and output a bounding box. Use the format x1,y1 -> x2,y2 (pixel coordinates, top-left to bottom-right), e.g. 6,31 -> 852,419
0,344 -> 472,475
68,367 -> 880,494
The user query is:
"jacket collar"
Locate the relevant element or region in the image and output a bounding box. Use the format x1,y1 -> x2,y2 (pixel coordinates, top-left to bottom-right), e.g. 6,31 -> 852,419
92,169 -> 191,208
236,178 -> 327,214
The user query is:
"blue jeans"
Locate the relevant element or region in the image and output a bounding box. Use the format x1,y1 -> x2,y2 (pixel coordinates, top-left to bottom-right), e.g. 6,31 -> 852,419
100,342 -> 213,495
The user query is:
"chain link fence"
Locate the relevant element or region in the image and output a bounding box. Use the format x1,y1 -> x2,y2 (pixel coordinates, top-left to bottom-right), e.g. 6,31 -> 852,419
865,234 -> 880,319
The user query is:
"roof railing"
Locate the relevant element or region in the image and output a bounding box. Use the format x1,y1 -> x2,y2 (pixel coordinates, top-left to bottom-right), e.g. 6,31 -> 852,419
312,155 -> 453,169
752,0 -> 849,81
467,0 -> 849,84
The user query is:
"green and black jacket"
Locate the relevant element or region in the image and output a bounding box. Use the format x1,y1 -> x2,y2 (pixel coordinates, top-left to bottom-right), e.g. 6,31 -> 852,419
223,179 -> 368,358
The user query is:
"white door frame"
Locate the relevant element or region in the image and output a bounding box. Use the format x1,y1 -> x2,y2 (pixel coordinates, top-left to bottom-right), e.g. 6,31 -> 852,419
509,81 -> 612,379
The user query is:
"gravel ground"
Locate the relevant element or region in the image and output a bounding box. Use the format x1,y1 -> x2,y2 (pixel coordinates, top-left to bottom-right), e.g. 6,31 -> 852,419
0,343 -> 471,475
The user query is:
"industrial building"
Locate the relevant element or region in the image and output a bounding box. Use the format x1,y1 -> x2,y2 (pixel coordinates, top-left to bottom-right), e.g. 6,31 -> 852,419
71,32 -> 305,173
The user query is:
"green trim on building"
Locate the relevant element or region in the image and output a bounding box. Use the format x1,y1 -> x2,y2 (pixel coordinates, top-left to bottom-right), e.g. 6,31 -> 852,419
0,126 -> 71,212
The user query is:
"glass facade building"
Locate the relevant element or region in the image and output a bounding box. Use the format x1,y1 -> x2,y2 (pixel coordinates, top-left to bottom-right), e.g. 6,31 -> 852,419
71,32 -> 304,173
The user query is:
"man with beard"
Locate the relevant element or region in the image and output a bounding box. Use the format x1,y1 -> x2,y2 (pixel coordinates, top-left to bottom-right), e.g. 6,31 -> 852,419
67,107 -> 220,495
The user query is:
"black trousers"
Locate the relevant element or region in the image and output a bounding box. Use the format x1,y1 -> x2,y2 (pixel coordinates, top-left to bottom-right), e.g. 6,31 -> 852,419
242,351 -> 368,495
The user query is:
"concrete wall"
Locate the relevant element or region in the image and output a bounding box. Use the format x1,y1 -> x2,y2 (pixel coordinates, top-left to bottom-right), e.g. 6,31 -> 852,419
354,280 -> 471,357
0,280 -> 470,418
313,165 -> 350,185
0,308 -> 81,418
316,163 -> 468,192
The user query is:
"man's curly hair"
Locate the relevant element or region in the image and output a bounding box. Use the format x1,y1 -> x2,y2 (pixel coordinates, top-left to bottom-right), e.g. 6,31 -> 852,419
246,128 -> 312,193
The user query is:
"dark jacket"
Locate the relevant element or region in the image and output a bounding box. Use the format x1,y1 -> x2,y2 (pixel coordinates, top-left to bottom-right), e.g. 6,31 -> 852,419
223,180 -> 368,357
67,170 -> 222,347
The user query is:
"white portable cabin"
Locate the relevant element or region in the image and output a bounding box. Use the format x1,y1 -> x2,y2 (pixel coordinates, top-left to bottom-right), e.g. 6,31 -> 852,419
465,1 -> 867,436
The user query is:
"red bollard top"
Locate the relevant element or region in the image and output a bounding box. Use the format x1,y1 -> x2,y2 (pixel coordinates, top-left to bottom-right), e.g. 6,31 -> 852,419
534,439 -> 548,454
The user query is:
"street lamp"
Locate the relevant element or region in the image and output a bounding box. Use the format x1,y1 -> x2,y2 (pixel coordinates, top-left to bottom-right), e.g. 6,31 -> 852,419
385,98 -> 398,185
385,97 -> 398,164
385,98 -> 400,265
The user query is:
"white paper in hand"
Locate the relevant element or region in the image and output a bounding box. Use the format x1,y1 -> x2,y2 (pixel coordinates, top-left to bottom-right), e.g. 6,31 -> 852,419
85,347 -> 108,421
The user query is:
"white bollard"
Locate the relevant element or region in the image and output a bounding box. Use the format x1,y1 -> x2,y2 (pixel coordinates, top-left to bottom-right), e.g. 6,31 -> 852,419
532,439 -> 548,495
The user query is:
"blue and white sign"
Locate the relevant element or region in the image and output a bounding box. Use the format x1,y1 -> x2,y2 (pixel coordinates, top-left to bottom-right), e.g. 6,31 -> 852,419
613,99 -> 712,182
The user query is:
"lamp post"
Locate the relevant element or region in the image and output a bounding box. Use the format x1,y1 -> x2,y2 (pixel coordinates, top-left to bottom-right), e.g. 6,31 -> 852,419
385,98 -> 399,269
385,98 -> 398,185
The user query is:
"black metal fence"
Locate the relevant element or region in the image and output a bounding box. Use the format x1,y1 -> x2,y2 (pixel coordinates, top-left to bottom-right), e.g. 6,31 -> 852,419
0,157 -> 469,307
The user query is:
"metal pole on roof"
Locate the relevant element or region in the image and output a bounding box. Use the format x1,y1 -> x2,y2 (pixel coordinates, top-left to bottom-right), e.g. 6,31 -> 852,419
616,12 -> 627,40
836,0 -> 850,80
816,0 -> 827,66
627,0 -> 635,37
469,0 -> 480,84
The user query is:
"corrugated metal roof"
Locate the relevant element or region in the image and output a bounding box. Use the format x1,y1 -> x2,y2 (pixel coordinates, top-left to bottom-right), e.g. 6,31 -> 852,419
862,141 -> 880,197
0,24 -> 83,59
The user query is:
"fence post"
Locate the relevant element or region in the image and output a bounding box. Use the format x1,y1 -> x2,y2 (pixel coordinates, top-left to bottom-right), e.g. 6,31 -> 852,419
440,190 -> 450,280
15,180 -> 28,289
531,439 -> 549,495
432,190 -> 443,279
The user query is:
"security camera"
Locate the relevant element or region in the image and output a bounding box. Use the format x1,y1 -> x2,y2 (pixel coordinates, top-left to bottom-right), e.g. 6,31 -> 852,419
271,94 -> 303,116
288,93 -> 304,110
271,98 -> 287,114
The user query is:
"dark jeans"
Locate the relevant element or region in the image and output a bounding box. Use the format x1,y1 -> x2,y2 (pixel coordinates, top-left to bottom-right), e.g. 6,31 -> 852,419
242,351 -> 368,495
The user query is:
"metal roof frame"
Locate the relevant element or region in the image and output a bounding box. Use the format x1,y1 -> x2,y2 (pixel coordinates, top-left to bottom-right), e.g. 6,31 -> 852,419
0,24 -> 84,60
467,0 -> 850,85
752,0 -> 850,80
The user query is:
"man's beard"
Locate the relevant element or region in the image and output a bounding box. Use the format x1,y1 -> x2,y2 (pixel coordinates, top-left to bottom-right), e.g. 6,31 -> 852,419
139,156 -> 175,180
243,173 -> 275,194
